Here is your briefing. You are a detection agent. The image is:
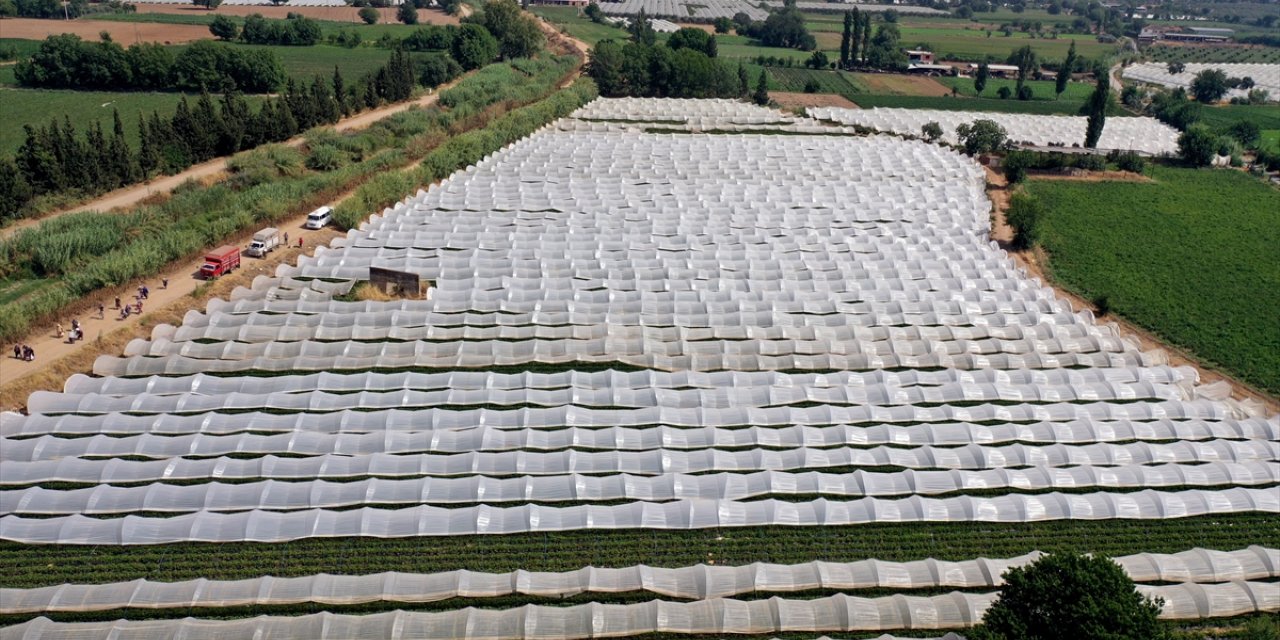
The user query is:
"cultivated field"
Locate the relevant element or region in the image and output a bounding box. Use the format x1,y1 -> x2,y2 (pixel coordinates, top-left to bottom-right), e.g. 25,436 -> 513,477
0,17 -> 211,44
128,3 -> 459,25
1027,166 -> 1280,397
1,98 -> 1276,638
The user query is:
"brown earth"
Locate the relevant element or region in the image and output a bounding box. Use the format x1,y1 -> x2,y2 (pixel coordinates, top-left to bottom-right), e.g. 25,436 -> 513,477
984,166 -> 1279,413
0,17 -> 211,44
133,4 -> 459,24
853,72 -> 952,96
769,91 -> 858,109
1026,170 -> 1154,183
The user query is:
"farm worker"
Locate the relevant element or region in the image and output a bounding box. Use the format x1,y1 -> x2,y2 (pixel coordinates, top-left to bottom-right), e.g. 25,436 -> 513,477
284,232 -> 289,245
98,303 -> 105,319
162,278 -> 168,289
71,318 -> 80,332
13,345 -> 20,360
114,296 -> 121,309
56,323 -> 64,339
298,236 -> 304,248
141,285 -> 149,299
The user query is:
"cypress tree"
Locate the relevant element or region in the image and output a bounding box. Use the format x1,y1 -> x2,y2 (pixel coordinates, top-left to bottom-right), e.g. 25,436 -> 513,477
1083,70 -> 1109,148
169,97 -> 198,167
333,66 -> 349,117
840,11 -> 852,68
363,79 -> 379,109
311,75 -> 340,125
86,120 -> 108,190
276,97 -> 298,139
109,109 -> 136,186
0,157 -> 34,220
191,91 -> 222,161
737,62 -> 749,98
15,125 -> 60,194
860,14 -> 870,63
137,112 -> 159,177
1056,40 -> 1077,100
849,8 -> 861,65
752,68 -> 769,106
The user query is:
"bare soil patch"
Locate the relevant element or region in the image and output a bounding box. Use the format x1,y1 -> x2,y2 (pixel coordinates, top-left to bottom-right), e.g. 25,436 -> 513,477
1027,170 -> 1155,183
134,4 -> 459,24
770,91 -> 858,109
0,17 -> 211,44
674,22 -> 714,33
854,73 -> 951,96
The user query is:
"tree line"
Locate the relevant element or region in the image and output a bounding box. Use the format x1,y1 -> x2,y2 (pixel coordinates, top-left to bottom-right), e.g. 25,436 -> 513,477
210,13 -> 322,46
1,50 -> 424,221
16,36 -> 285,93
587,22 -> 749,100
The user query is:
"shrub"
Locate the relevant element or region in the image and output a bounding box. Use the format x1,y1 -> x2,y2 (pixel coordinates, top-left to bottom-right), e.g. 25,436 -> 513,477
419,52 -> 462,88
921,121 -> 943,142
359,6 -> 379,24
956,119 -> 1007,155
997,86 -> 1012,99
1177,124 -> 1220,167
1110,151 -> 1146,173
1004,191 -> 1043,250
305,144 -> 349,171
397,2 -> 418,25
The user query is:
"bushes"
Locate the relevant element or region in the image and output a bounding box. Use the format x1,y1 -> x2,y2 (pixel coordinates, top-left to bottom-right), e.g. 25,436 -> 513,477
1003,149 -> 1134,183
419,53 -> 463,88
241,13 -> 322,46
1004,191 -> 1044,250
587,40 -> 742,99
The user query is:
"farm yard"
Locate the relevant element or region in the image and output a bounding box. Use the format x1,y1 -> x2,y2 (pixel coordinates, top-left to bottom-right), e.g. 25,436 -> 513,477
1,98 -> 1276,639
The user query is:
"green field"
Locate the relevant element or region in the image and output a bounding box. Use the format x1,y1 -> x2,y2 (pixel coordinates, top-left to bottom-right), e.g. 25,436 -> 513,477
0,37 -> 43,59
531,6 -> 628,46
0,88 -> 264,156
938,76 -> 1096,101
1196,103 -> 1280,132
765,66 -> 867,94
1027,166 -> 1280,396
847,92 -> 1104,115
1143,44 -> 1280,65
1262,129 -> 1280,152
895,27 -> 1114,63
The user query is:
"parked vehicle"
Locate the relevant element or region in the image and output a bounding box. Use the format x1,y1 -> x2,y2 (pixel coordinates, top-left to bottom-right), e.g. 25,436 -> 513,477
246,228 -> 280,258
305,206 -> 333,230
199,246 -> 241,279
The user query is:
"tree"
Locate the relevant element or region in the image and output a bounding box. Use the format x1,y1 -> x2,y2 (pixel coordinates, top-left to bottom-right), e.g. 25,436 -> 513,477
758,5 -> 811,50
358,6 -> 379,24
586,39 -> 626,96
713,17 -> 731,33
193,0 -> 222,8
668,27 -> 716,58
628,9 -> 656,45
921,121 -> 943,142
839,10 -> 852,67
451,23 -> 499,70
752,67 -> 769,105
974,61 -> 989,95
478,0 -> 542,59
584,2 -> 603,23
1003,191 -> 1043,250
209,15 -> 238,40
1166,61 -> 1185,74
956,119 -> 1007,155
737,61 -> 748,97
269,0 -> 287,5
419,52 -> 461,87
332,65 -> 349,116
1007,44 -> 1036,97
1190,68 -> 1228,103
997,85 -> 1011,99
1055,39 -> 1075,99
1177,124 -> 1220,166
805,49 -> 828,69
1083,70 -> 1109,148
0,157 -> 34,218
1016,84 -> 1033,100
974,551 -> 1165,639
1225,120 -> 1260,147
865,24 -> 907,71
859,13 -> 869,63
849,7 -> 861,64
397,2 -> 418,24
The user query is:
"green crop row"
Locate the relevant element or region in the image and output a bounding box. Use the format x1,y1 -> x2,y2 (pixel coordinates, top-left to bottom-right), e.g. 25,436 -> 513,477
1026,166 -> 1280,396
3,513 -> 1276,589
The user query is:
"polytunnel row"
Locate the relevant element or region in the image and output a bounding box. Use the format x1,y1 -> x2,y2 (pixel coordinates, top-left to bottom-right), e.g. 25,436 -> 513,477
3,582 -> 1276,639
6,463 -> 1275,515
4,547 -> 1274,613
3,401 -> 1255,437
1122,63 -> 1280,97
30,380 -> 1187,416
7,441 -> 1274,484
59,367 -> 1196,398
2,489 -> 1276,544
6,419 -> 1275,460
807,107 -> 1182,155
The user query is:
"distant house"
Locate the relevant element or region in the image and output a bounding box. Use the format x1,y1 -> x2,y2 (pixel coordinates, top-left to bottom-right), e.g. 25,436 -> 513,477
967,63 -> 1020,78
906,50 -> 934,65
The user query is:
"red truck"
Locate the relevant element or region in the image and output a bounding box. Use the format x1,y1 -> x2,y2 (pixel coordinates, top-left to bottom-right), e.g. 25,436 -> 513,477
199,245 -> 241,279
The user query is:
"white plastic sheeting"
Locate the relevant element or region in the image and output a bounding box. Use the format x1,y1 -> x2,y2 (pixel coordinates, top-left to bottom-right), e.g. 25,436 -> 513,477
6,463 -> 1273,514
1122,63 -> 1279,100
5,547 -> 1273,613
808,107 -> 1181,155
3,581 -> 1276,639
2,489 -> 1276,544
7,419 -> 1273,460
6,441 -> 1274,484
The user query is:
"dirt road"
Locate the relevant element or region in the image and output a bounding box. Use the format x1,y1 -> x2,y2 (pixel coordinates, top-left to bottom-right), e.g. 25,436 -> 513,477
2,82 -> 458,241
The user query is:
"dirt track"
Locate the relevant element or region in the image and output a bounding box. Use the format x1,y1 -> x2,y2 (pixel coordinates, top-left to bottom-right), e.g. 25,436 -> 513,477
0,17 -> 210,44
770,91 -> 858,109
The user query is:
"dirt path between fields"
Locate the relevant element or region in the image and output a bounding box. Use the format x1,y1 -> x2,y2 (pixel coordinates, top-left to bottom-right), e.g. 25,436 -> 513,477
2,80 -> 462,241
984,166 -> 1279,413
770,91 -> 858,110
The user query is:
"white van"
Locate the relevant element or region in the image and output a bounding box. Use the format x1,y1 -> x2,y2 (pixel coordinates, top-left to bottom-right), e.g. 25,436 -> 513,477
305,206 -> 333,230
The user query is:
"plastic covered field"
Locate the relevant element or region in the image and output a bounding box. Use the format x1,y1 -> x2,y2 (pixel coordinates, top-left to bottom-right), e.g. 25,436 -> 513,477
1,98 -> 1275,638
1123,63 -> 1280,100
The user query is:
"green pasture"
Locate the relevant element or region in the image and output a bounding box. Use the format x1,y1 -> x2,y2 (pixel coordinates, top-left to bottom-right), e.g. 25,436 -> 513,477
1028,166 -> 1280,396
938,76 -> 1096,101
531,6 -> 627,46
1196,104 -> 1280,132
847,93 -> 1103,115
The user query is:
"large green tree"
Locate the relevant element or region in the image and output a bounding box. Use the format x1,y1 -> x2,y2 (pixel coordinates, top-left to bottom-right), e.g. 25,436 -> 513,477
973,552 -> 1166,640
451,23 -> 499,70
1190,68 -> 1229,103
1055,39 -> 1076,99
477,0 -> 543,59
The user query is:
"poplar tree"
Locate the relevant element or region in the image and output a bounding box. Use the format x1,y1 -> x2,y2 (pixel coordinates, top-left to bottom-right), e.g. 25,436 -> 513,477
840,11 -> 852,68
